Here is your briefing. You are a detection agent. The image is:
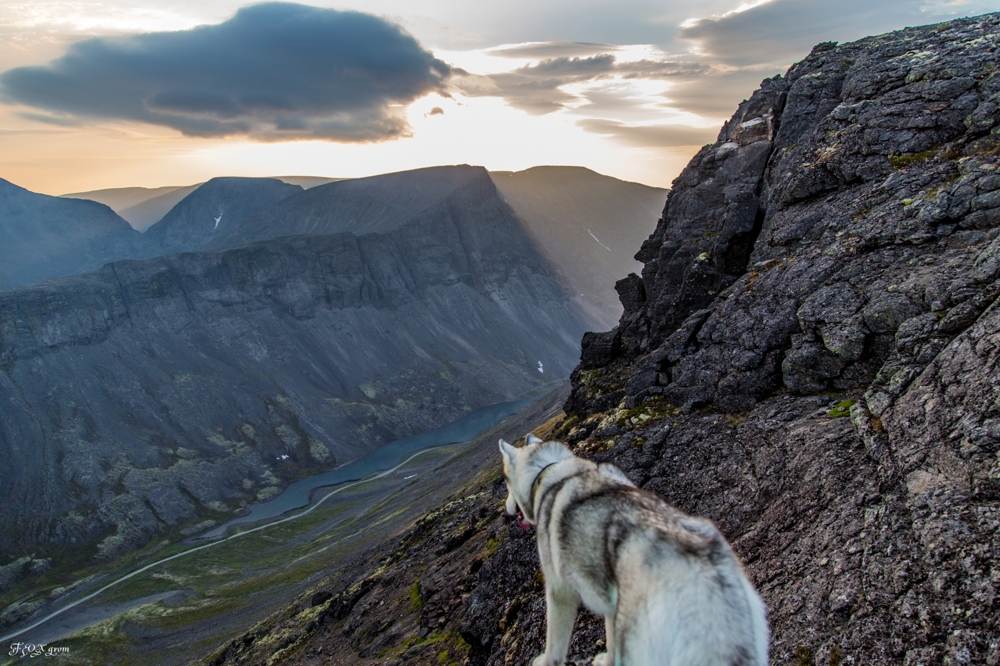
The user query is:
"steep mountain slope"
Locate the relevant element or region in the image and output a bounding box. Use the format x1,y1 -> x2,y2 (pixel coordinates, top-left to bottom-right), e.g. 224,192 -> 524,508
143,177 -> 303,255
0,178 -> 144,290
490,167 -> 665,328
0,166 -> 591,584
208,14 -> 1000,666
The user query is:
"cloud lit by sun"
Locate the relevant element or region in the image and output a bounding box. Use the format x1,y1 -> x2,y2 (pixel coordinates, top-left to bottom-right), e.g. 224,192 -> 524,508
3,0 -> 1000,194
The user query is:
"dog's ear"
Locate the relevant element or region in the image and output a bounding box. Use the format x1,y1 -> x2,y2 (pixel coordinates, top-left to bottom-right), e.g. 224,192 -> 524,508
526,433 -> 543,446
499,439 -> 516,461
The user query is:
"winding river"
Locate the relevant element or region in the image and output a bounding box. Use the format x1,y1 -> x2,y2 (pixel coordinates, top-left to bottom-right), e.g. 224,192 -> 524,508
201,395 -> 535,538
0,390 -> 546,643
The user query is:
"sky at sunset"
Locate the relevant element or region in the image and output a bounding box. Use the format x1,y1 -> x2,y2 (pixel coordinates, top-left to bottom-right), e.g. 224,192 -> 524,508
2,0 -> 999,194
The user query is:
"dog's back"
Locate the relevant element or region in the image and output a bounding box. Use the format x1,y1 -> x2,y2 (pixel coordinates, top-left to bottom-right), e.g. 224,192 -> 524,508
538,459 -> 768,665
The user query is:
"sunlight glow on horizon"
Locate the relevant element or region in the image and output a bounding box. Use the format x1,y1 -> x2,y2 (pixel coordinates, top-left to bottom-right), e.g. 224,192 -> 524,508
152,93 -> 700,191
0,34 -> 714,194
6,0 -> 996,195
0,0 -> 729,194
0,87 -> 703,194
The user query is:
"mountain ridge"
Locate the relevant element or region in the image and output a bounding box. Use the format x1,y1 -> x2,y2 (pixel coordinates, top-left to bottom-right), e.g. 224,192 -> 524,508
208,165 -> 496,247
0,167 -> 592,584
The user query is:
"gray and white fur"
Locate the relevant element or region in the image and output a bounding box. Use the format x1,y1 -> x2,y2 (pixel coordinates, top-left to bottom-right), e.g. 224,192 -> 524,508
499,434 -> 768,666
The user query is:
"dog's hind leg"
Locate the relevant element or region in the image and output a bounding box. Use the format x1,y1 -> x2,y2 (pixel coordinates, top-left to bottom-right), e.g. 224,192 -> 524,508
591,614 -> 614,666
532,581 -> 580,666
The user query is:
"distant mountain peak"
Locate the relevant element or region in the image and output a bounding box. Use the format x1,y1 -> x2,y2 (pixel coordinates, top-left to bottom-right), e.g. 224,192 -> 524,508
142,177 -> 302,255
206,164 -> 497,248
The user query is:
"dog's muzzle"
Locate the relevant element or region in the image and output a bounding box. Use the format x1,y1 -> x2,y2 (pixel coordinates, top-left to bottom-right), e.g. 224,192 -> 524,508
515,506 -> 531,531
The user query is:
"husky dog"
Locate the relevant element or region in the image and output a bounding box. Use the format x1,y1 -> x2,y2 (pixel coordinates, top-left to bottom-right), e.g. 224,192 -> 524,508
499,434 -> 768,666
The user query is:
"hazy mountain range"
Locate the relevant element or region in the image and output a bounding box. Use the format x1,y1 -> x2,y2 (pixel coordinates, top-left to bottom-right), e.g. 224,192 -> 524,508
61,177 -> 344,231
0,164 -> 663,586
19,167 -> 666,324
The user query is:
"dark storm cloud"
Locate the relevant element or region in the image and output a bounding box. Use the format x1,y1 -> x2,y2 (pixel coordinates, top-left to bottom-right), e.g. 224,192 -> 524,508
679,0 -> 933,66
463,54 -> 707,114
0,3 -> 451,141
578,118 -> 718,147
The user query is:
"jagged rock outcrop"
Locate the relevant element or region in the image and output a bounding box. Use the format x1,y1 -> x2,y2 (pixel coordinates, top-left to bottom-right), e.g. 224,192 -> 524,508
207,14 -> 1000,666
552,13 -> 1000,664
0,179 -> 144,289
569,17 -> 1000,417
0,167 -> 592,570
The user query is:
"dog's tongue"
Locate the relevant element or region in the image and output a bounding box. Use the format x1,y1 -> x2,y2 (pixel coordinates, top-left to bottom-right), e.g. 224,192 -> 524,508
516,507 -> 530,531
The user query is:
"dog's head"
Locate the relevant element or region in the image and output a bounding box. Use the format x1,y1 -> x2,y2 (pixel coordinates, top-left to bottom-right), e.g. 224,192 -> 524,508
499,434 -> 571,528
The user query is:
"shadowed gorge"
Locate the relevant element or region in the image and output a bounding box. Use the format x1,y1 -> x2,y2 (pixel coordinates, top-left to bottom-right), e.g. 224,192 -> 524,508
61,185 -> 200,232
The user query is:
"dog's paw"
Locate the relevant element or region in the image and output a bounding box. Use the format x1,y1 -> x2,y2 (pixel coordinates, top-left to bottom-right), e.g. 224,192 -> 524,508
531,654 -> 556,666
591,652 -> 612,666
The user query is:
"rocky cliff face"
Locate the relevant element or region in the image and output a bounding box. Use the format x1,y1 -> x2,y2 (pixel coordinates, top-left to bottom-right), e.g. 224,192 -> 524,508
533,14 -> 1000,665
569,17 -> 1000,416
207,14 -> 1000,666
0,179 -> 144,290
0,167 -> 591,571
